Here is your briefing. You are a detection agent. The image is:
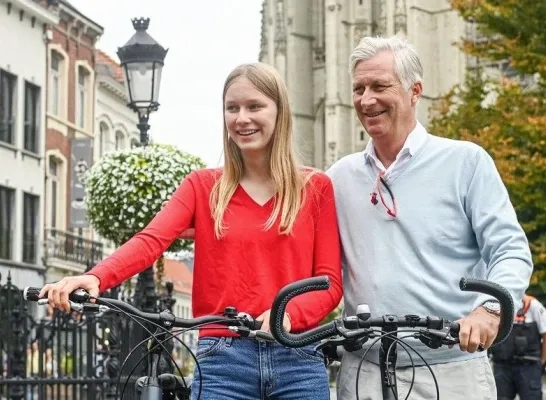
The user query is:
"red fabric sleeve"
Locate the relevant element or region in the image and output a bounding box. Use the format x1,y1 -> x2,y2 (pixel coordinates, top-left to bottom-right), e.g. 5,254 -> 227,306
285,176 -> 343,331
85,172 -> 198,292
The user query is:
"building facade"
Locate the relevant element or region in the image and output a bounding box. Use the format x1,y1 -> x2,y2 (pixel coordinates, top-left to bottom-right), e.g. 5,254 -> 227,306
0,0 -> 58,287
94,50 -> 140,162
43,0 -> 104,282
94,50 -> 140,255
259,0 -> 468,169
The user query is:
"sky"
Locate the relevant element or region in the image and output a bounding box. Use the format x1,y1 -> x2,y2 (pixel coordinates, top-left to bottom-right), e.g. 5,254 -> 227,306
69,0 -> 263,167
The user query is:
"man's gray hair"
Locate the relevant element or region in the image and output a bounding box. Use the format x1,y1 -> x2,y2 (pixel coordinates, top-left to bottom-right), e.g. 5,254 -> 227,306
349,35 -> 423,90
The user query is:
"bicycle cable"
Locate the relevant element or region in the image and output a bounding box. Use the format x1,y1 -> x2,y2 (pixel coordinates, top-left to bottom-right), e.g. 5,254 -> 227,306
120,318 -> 237,400
354,330 -> 440,400
93,297 -> 187,399
355,330 -> 414,400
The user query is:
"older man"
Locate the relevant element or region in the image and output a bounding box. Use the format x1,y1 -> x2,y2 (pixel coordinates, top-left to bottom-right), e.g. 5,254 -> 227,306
326,35 -> 533,400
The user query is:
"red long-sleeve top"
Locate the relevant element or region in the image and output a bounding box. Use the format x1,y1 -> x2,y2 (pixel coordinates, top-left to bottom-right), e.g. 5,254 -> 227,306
87,169 -> 343,336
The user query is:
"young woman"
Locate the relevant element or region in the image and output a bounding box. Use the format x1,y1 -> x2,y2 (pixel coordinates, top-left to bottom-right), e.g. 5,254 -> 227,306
40,62 -> 343,399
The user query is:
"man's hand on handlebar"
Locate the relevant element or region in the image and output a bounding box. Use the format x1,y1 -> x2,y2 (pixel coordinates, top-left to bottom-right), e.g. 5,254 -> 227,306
39,275 -> 100,313
455,306 -> 500,353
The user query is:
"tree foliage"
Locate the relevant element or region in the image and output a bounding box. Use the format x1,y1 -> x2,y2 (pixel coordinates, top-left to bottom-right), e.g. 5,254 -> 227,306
429,0 -> 546,296
84,143 -> 206,252
451,0 -> 546,79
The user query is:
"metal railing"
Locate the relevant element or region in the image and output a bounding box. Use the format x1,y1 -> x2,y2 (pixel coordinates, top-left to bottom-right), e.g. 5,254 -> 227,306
45,229 -> 103,267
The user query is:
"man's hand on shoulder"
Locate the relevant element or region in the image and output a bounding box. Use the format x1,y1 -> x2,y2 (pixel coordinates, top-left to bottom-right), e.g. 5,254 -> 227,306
456,306 -> 500,353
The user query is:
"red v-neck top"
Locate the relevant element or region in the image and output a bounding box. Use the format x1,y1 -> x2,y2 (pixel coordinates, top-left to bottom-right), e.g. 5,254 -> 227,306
87,168 -> 343,335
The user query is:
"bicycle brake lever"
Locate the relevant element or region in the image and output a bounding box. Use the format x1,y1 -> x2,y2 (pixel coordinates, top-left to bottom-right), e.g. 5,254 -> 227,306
315,336 -> 346,351
228,326 -> 275,342
418,328 -> 456,349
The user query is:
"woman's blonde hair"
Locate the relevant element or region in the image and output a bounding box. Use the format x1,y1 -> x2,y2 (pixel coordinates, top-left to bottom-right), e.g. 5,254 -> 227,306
209,62 -> 309,239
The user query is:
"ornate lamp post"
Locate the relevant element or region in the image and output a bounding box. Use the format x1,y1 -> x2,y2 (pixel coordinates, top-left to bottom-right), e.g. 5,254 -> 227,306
117,17 -> 168,146
117,18 -> 168,313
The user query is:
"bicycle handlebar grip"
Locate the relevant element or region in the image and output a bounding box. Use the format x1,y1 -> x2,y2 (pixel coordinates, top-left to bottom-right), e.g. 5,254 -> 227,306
270,276 -> 338,348
22,287 -> 91,303
459,277 -> 514,346
22,287 -> 41,302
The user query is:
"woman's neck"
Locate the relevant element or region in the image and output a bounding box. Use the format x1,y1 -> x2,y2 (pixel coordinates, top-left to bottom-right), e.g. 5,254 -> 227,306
241,151 -> 271,182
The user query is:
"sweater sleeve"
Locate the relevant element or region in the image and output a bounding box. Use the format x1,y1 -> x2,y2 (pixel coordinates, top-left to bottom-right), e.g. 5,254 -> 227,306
85,172 -> 198,292
465,148 -> 533,313
285,175 -> 343,331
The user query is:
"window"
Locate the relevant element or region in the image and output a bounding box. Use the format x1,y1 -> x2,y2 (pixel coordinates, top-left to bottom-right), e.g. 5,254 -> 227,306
24,82 -> 41,153
48,156 -> 59,228
23,193 -> 39,264
49,52 -> 61,115
115,131 -> 125,150
98,122 -> 109,157
76,67 -> 88,128
0,186 -> 15,260
0,70 -> 17,145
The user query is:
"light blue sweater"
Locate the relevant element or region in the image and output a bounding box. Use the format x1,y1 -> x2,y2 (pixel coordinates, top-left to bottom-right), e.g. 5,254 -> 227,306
326,133 -> 533,366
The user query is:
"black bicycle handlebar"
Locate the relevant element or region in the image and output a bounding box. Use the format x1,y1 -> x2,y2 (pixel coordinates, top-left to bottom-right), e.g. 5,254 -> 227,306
23,287 -> 271,339
269,276 -> 514,348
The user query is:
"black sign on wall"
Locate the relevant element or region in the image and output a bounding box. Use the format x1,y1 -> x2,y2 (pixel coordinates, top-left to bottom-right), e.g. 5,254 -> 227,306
70,138 -> 93,228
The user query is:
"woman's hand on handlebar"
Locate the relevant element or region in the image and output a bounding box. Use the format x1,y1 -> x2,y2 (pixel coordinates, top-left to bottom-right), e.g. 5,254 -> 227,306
455,306 -> 500,353
39,275 -> 100,313
256,309 -> 291,333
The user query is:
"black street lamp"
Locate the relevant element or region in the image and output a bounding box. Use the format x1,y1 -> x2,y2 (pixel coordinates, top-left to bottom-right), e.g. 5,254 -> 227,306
117,18 -> 168,316
117,17 -> 168,146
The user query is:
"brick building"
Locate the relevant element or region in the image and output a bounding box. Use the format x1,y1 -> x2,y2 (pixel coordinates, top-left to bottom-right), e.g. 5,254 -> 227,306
43,0 -> 104,281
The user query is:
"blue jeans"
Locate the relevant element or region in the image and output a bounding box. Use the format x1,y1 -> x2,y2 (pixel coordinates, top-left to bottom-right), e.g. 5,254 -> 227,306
190,336 -> 330,400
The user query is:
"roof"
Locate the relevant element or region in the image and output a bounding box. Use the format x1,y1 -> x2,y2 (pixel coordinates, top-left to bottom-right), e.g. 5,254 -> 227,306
161,258 -> 193,295
59,0 -> 103,32
96,50 -> 124,82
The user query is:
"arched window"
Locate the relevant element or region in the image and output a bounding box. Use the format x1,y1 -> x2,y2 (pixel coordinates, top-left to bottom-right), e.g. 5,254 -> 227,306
115,131 -> 125,150
98,122 -> 110,157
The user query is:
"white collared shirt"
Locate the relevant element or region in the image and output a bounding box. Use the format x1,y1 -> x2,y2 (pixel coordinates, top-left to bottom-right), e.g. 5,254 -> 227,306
363,122 -> 428,181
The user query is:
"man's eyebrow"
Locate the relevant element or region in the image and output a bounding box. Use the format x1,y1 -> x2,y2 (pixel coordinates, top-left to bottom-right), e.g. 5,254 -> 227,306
353,79 -> 391,88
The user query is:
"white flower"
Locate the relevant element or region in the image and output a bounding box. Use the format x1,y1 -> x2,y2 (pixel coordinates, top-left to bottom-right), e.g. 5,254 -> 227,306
85,143 -> 205,249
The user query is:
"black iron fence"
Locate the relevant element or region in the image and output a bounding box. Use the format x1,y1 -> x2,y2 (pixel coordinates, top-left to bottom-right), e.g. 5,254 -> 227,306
0,272 -> 178,400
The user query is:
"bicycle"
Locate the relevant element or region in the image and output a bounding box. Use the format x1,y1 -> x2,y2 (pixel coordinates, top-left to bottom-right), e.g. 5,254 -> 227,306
23,286 -> 274,400
268,276 -> 514,400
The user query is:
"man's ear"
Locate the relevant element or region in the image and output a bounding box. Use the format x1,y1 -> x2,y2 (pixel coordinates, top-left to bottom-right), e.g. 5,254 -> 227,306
411,81 -> 423,106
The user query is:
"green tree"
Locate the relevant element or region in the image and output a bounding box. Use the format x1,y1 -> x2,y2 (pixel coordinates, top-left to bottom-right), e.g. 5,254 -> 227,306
84,143 -> 206,286
429,0 -> 546,297
451,0 -> 546,79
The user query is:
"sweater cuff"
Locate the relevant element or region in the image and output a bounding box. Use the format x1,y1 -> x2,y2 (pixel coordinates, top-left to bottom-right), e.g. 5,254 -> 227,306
83,271 -> 105,293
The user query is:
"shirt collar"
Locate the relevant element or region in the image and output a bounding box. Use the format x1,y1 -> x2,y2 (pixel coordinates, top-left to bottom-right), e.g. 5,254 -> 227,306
363,121 -> 428,163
